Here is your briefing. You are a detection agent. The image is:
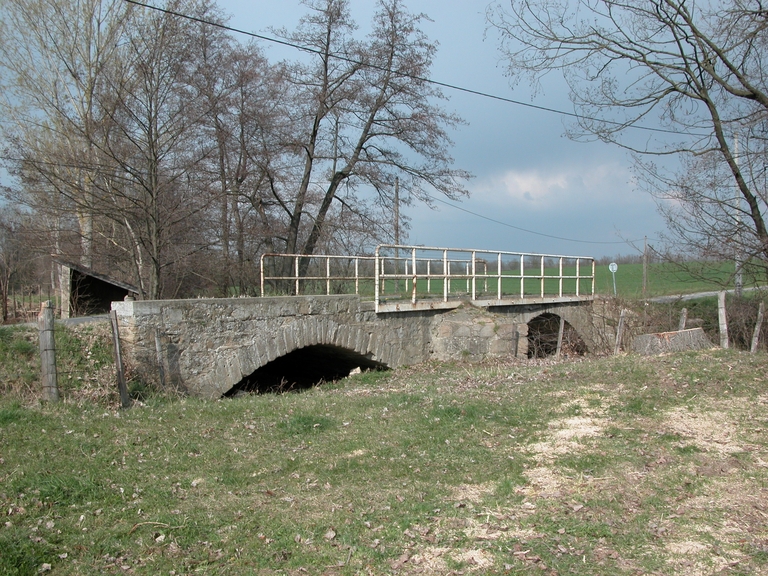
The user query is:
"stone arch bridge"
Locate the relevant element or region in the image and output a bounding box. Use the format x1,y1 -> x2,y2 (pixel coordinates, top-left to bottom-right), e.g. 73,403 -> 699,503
113,294 -> 608,398
112,245 -> 610,397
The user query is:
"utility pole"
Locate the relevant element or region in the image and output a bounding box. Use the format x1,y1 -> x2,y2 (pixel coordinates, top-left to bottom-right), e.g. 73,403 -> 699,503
394,178 -> 400,292
734,133 -> 744,297
394,177 -> 400,247
642,236 -> 648,298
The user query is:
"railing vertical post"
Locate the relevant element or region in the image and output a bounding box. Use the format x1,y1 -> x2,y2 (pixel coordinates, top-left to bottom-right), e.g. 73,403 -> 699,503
354,258 -> 359,295
520,255 -> 524,298
443,250 -> 449,302
411,248 -> 417,304
326,257 -> 331,295
471,251 -> 476,301
427,261 -> 431,293
294,256 -> 300,295
374,247 -> 381,312
497,253 -> 502,300
466,262 -> 470,294
576,259 -> 581,296
540,256 -> 545,298
559,257 -> 563,297
592,259 -> 596,296
260,254 -> 265,297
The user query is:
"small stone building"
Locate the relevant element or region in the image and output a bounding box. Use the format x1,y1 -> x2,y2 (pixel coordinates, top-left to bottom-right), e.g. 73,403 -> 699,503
53,258 -> 138,318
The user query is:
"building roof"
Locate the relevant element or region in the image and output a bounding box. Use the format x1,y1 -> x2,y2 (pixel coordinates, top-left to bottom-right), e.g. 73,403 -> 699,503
51,257 -> 139,295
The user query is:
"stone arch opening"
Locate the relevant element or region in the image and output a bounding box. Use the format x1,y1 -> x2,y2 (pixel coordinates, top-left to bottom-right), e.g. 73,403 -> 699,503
224,344 -> 387,396
527,313 -> 587,359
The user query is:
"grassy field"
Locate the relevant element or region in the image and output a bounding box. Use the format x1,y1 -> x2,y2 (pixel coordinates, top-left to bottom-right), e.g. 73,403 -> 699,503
1,319 -> 767,575
268,260 -> 753,302
594,260 -> 752,298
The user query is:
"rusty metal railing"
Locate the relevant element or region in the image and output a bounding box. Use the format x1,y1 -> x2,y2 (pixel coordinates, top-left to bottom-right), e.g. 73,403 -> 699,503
260,245 -> 595,313
260,253 -> 377,297
373,245 -> 594,312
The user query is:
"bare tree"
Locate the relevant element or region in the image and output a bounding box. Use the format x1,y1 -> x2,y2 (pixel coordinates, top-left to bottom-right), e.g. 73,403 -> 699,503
0,208 -> 33,322
192,33 -> 290,295
488,0 -> 768,274
93,0 -> 213,298
0,0 -> 132,269
272,0 -> 470,273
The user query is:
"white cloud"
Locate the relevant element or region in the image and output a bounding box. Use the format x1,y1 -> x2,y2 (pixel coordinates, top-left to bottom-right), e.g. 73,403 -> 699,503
470,162 -> 635,209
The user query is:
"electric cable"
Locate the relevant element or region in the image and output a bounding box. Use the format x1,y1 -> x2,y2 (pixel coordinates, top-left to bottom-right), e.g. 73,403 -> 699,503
422,192 -> 655,245
123,0 -> 709,138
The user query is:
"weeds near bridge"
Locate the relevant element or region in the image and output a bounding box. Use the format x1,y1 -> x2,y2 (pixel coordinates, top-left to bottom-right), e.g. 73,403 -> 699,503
0,322 -> 116,404
1,346 -> 767,575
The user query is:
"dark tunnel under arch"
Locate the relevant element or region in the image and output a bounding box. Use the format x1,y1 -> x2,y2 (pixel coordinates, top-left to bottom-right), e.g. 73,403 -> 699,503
223,344 -> 388,396
527,312 -> 587,359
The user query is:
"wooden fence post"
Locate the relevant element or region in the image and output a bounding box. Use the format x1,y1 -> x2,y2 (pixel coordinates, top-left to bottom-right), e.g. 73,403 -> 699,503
718,291 -> 729,349
614,309 -> 627,355
37,301 -> 59,402
678,308 -> 688,331
110,310 -> 132,409
751,301 -> 765,354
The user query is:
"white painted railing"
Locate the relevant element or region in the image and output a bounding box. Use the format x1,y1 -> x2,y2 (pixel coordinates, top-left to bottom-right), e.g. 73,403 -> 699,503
260,245 -> 595,313
260,253 -> 376,297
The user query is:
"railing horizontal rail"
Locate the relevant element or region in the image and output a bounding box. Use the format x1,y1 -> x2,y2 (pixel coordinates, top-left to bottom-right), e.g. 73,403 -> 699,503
260,253 -> 377,297
260,245 -> 595,312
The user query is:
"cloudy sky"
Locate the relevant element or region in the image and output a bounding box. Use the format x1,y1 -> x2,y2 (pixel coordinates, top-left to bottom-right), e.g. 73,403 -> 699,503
223,1 -> 670,259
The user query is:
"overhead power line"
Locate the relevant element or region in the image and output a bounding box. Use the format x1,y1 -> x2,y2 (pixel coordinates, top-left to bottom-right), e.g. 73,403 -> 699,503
119,0 -> 660,247
123,0 -> 705,138
423,192 -> 650,245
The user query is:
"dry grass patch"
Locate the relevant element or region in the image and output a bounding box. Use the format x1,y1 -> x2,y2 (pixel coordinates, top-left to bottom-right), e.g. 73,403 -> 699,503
2,349 -> 768,574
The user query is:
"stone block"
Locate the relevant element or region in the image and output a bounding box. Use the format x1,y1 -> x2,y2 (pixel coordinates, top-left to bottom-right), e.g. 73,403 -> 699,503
435,322 -> 453,338
237,346 -> 256,377
489,339 -> 511,355
494,323 -> 517,338
357,329 -> 372,354
632,328 -> 712,355
453,325 -> 471,337
478,323 -> 497,338
304,320 -> 317,346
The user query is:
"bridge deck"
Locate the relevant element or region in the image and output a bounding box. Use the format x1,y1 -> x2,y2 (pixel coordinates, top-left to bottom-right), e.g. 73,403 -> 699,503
376,294 -> 594,313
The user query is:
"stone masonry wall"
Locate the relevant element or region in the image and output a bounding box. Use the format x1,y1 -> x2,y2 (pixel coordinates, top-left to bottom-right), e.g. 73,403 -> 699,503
113,295 -> 599,398
113,295 -> 435,398
429,305 -> 528,361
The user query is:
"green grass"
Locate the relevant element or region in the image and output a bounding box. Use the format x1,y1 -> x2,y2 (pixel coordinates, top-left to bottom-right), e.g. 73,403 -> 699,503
0,322 -> 118,404
1,349 -> 767,574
